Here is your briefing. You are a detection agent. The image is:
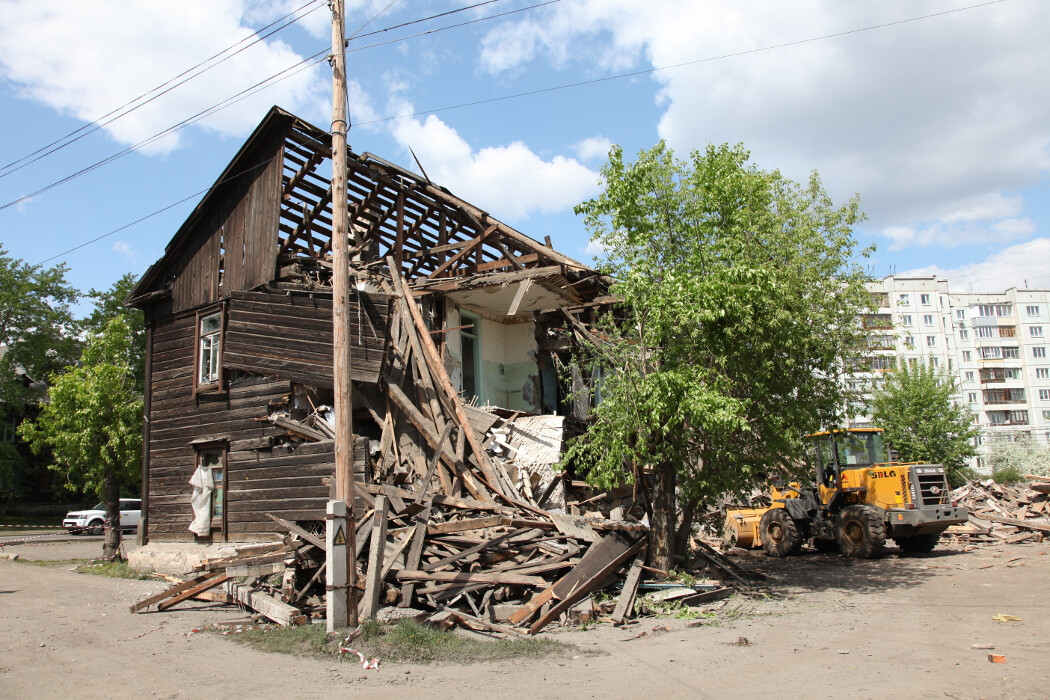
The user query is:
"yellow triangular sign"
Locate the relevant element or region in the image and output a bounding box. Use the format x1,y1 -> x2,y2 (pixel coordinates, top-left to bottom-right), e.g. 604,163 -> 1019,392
333,525 -> 346,545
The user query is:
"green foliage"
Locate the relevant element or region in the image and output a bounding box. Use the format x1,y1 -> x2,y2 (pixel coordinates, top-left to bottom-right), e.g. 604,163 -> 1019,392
984,434 -> 1050,480
0,245 -> 80,407
75,560 -> 154,579
563,142 -> 873,506
82,273 -> 145,390
868,361 -> 978,486
17,317 -> 143,498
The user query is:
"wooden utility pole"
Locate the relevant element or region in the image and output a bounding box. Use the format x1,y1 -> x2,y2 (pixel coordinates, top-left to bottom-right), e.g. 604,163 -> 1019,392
327,0 -> 359,631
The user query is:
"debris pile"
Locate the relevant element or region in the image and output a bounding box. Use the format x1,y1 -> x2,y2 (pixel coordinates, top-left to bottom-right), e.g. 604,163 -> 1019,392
132,266 -> 761,634
948,476 -> 1050,545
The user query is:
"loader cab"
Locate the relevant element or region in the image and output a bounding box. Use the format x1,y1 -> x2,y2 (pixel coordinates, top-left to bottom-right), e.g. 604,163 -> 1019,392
808,429 -> 890,487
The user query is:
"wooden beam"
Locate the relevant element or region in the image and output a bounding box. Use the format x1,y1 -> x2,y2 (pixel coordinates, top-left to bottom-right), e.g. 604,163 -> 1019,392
361,495 -> 390,619
424,224 -> 497,279
396,570 -> 546,586
157,572 -> 230,611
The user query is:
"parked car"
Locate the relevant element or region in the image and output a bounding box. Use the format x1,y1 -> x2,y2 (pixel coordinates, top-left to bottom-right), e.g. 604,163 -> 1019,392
63,499 -> 142,535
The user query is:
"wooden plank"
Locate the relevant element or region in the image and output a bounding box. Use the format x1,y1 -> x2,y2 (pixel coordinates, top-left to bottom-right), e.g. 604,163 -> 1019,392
441,607 -> 526,638
157,572 -> 230,611
979,514 -> 1050,533
224,580 -> 307,626
530,536 -> 646,634
266,512 -> 326,550
611,555 -> 644,625
399,504 -> 431,608
130,574 -> 211,613
549,513 -> 601,543
508,532 -> 635,626
424,528 -> 526,572
396,570 -> 546,586
362,495 -> 390,619
427,516 -> 503,535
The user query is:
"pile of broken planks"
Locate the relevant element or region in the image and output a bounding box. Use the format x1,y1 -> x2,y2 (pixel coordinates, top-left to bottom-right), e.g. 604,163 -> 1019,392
132,263 -> 760,634
947,477 -> 1050,545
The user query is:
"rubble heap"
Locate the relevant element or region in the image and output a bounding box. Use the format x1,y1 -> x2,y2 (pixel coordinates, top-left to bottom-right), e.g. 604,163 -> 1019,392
947,476 -> 1050,545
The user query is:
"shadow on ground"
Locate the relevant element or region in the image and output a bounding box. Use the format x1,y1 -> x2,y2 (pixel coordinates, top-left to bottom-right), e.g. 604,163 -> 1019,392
723,545 -> 970,596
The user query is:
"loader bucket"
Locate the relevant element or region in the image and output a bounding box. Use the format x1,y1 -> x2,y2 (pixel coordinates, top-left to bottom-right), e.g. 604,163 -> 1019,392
723,508 -> 768,549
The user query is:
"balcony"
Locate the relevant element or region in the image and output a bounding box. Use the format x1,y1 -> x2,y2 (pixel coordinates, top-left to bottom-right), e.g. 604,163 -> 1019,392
863,314 -> 893,330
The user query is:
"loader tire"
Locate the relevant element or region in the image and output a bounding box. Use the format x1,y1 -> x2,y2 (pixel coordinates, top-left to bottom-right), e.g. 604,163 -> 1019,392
836,505 -> 886,559
895,532 -> 940,553
759,508 -> 802,557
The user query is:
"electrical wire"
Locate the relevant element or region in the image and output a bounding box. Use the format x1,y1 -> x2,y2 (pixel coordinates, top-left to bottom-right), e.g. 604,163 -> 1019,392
0,0 -> 326,181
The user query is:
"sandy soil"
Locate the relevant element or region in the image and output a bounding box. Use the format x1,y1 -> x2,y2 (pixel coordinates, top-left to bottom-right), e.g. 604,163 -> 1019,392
1,535 -> 1047,700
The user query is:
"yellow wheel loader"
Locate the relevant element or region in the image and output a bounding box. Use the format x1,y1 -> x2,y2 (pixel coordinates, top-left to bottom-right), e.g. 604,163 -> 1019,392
724,428 -> 967,558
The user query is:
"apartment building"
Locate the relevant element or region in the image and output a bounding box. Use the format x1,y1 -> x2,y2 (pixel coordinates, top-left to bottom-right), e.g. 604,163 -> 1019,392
855,277 -> 1050,471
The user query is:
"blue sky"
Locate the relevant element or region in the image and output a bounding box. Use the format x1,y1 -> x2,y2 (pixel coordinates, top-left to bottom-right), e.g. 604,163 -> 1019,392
1,0 -> 1048,302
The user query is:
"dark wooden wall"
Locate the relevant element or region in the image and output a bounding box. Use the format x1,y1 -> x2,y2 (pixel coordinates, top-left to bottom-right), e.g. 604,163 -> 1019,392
144,288 -> 387,542
225,289 -> 389,386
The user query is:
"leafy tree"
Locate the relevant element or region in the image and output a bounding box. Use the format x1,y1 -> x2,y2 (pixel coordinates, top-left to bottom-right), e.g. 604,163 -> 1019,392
868,361 -> 978,486
564,142 -> 873,568
0,245 -> 80,407
18,317 -> 143,560
984,434 -> 1050,482
83,273 -> 145,389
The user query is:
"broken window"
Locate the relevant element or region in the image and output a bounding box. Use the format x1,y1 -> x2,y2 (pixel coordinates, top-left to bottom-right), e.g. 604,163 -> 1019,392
196,308 -> 224,391
460,311 -> 480,401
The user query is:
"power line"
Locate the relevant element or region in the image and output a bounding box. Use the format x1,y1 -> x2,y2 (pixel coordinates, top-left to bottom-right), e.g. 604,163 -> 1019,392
0,0 -> 527,213
357,0 -> 1009,127
0,0 -> 326,181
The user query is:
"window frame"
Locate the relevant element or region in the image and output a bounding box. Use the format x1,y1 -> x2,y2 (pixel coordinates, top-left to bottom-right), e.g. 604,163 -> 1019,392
194,305 -> 226,394
191,442 -> 228,540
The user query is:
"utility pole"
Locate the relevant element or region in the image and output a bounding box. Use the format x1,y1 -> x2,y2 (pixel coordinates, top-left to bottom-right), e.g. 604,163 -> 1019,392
326,0 -> 359,632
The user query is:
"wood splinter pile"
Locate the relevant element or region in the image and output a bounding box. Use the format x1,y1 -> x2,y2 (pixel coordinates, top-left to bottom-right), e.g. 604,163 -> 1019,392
947,476 -> 1050,545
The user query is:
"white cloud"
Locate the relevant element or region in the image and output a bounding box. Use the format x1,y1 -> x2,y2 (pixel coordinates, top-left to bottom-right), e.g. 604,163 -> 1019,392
387,104 -> 601,221
112,240 -> 138,264
901,239 -> 1050,293
0,0 -> 326,155
477,0 -> 1050,246
573,136 -> 613,163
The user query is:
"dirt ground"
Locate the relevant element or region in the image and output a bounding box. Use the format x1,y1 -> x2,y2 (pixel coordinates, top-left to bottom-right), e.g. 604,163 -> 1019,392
1,534 -> 1047,700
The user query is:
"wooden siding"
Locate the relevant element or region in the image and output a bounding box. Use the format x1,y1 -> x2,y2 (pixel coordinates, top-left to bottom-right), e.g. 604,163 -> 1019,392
224,289 -> 389,386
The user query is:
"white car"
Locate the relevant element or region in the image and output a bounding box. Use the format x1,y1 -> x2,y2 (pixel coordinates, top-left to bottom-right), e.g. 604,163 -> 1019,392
63,499 -> 142,535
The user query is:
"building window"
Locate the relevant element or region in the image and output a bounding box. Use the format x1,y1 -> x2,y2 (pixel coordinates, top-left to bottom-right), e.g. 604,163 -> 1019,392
1010,410 -> 1029,425
962,351 -> 971,361
926,336 -> 936,347
196,309 -> 223,390
930,357 -> 939,367
967,392 -> 977,403
459,311 -> 481,401
907,357 -> 918,368
1031,326 -> 1044,338
1037,368 -> 1050,379
904,335 -> 914,348
1035,347 -> 1047,358
959,329 -> 968,340
965,371 -> 975,381
956,309 -> 966,320
923,314 -> 934,327
920,293 -> 931,305
1005,368 -> 1021,380
1043,410 -> 1050,420
978,304 -> 1012,317
1003,347 -> 1020,359
1041,390 -> 1050,401
899,315 -> 912,327
898,294 -> 910,305
1027,305 -> 1041,317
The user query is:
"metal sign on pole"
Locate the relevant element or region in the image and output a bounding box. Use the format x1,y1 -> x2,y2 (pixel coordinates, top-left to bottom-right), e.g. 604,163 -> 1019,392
326,0 -> 359,632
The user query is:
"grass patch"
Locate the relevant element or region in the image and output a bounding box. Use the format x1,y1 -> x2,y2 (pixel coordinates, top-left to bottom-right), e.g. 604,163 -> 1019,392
217,618 -> 575,665
18,557 -> 153,579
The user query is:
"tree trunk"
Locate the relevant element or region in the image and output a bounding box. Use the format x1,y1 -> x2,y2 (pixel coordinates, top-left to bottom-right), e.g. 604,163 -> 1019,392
674,497 -> 697,560
102,468 -> 122,562
647,460 -> 677,571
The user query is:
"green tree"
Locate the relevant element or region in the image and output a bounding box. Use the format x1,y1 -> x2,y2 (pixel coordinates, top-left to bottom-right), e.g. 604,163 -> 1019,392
564,142 -> 873,568
18,317 -> 143,560
83,273 -> 145,389
0,245 -> 80,407
984,434 -> 1050,482
869,361 -> 978,486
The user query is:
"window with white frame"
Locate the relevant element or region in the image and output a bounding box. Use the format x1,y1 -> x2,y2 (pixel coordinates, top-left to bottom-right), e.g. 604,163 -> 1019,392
899,315 -> 912,327
1035,347 -> 1047,358
920,293 -> 931,305
898,294 -> 910,305
967,392 -> 977,403
963,351 -> 972,361
1027,305 -> 1041,317
956,309 -> 966,320
980,346 -> 1002,359
197,310 -> 223,389
959,329 -> 968,340
1037,368 -> 1050,379
1043,410 -> 1050,420
1041,390 -> 1050,401
923,314 -> 934,326
1003,347 -> 1020,359
926,336 -> 936,347
978,304 -> 1012,317
1031,326 -> 1044,338
965,371 -> 975,381
930,357 -> 939,367
1005,368 -> 1022,380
